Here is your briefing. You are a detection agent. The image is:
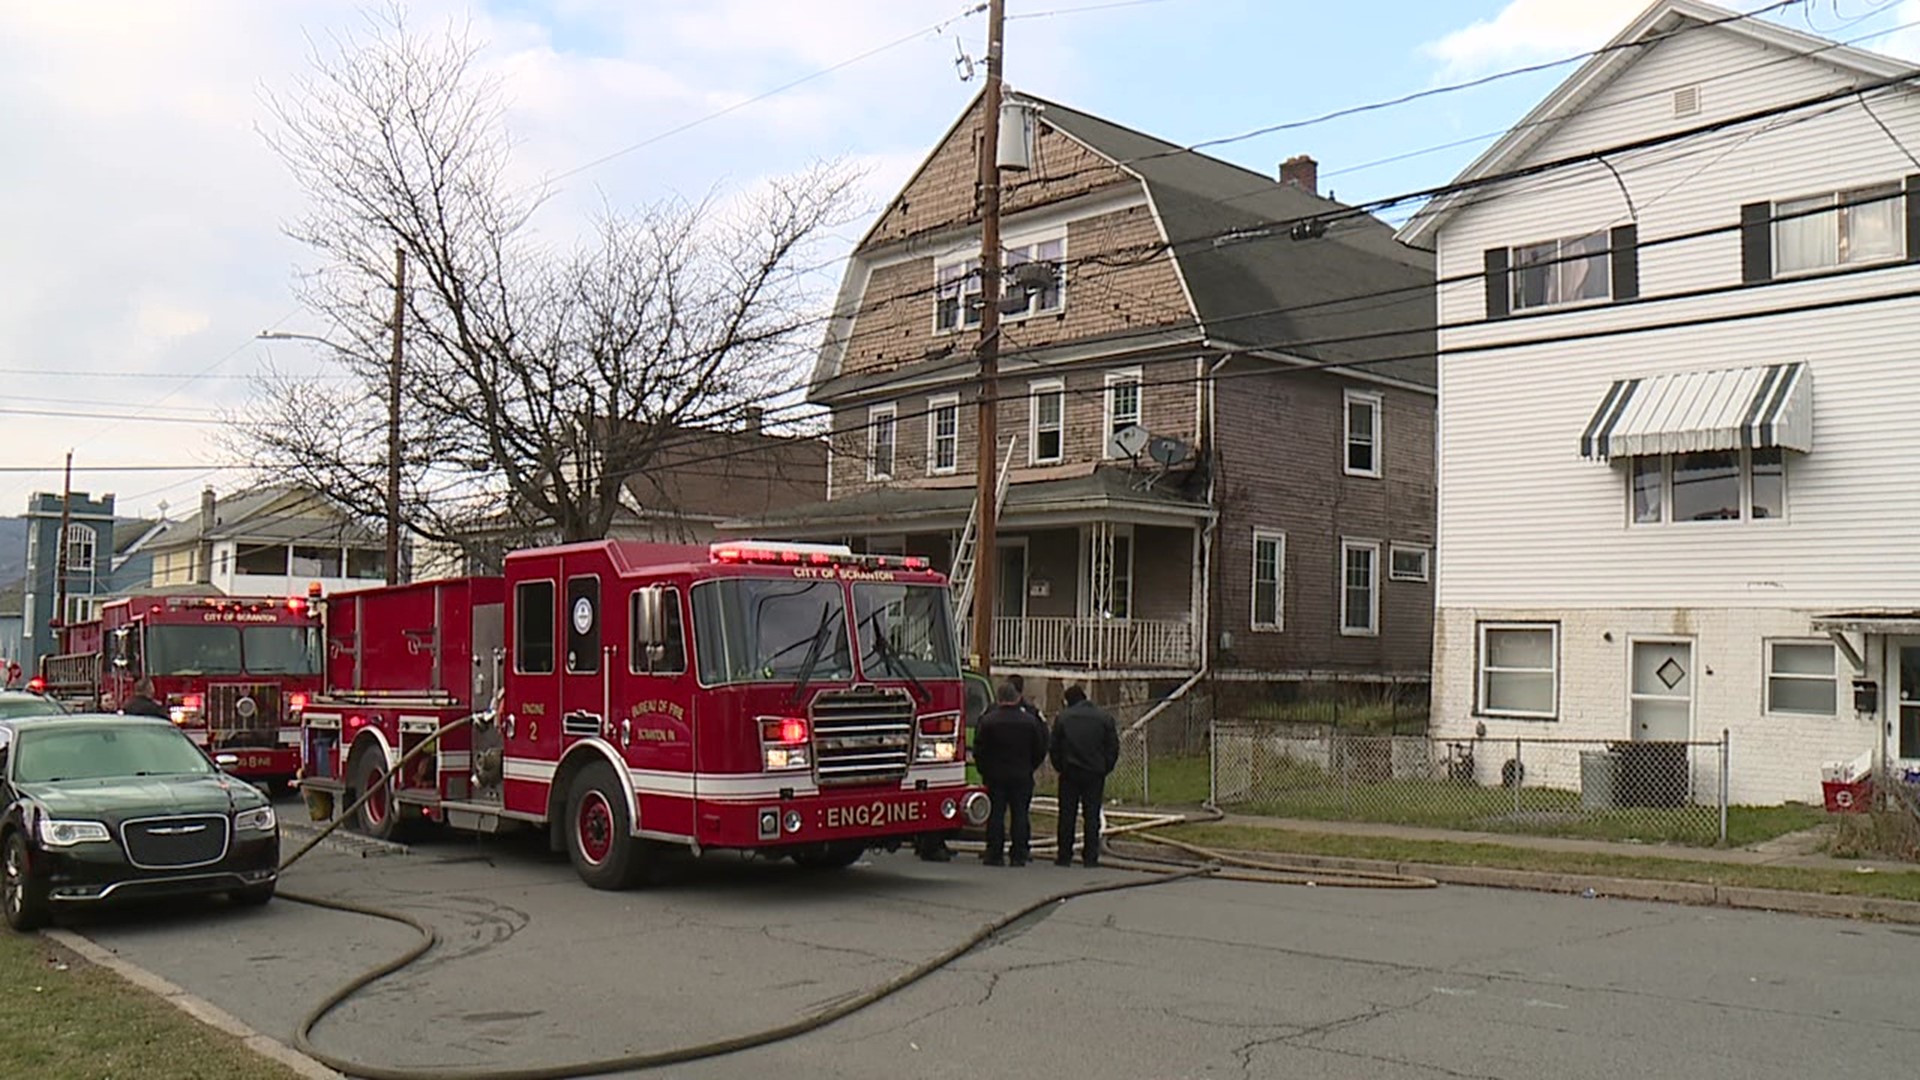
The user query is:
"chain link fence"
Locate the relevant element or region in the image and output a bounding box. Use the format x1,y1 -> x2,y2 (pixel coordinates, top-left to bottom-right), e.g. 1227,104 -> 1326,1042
1210,724 -> 1731,845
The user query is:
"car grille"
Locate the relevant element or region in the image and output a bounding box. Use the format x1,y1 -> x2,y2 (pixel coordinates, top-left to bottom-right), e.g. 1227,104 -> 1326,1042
121,815 -> 231,869
809,687 -> 914,786
208,683 -> 281,748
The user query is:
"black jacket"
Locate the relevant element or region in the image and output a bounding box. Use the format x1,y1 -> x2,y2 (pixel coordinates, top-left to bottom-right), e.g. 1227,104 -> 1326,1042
1050,699 -> 1119,777
972,703 -> 1048,785
121,695 -> 169,719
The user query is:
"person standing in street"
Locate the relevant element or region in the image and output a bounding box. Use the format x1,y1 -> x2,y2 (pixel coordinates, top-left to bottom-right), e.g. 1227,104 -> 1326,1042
1050,684 -> 1119,867
120,677 -> 170,719
973,680 -> 1049,866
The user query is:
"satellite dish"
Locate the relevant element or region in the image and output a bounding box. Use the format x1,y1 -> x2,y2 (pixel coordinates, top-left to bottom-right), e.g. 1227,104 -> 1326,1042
1147,436 -> 1191,467
1107,423 -> 1150,460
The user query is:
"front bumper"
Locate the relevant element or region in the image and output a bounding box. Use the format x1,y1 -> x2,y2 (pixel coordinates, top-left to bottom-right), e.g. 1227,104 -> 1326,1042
702,784 -> 988,850
39,832 -> 280,904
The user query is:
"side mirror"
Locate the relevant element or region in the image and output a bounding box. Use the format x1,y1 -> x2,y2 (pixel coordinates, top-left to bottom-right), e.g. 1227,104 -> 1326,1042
634,587 -> 667,651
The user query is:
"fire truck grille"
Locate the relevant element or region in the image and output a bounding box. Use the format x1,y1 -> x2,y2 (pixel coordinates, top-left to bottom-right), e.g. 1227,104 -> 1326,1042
208,683 -> 281,749
121,815 -> 230,869
809,688 -> 915,787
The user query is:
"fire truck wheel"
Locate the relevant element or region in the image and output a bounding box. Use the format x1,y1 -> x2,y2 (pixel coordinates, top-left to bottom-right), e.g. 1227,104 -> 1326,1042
3,832 -> 49,932
349,749 -> 408,842
565,762 -> 652,890
791,842 -> 866,871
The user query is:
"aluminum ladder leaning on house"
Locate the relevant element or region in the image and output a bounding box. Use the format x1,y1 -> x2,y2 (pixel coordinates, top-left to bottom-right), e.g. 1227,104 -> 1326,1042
950,436 -> 1018,655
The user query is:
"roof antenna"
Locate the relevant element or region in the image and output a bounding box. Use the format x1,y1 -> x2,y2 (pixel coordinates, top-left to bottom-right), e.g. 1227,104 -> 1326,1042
954,37 -> 976,82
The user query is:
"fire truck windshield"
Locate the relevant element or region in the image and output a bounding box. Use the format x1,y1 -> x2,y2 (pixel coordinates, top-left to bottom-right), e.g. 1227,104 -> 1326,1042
145,625 -> 320,677
852,583 -> 958,682
690,579 -> 853,686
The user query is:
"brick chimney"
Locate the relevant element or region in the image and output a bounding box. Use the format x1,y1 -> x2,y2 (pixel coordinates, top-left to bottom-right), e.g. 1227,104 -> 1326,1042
742,406 -> 764,435
1279,154 -> 1318,194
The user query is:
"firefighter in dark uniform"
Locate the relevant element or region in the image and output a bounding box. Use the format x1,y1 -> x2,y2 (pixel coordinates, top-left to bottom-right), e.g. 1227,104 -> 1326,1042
120,677 -> 169,719
1049,684 -> 1119,867
973,681 -> 1049,866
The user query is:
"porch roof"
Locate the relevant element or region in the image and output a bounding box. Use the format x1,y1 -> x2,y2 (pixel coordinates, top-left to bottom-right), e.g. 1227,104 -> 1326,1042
1812,611 -> 1920,635
720,468 -> 1212,536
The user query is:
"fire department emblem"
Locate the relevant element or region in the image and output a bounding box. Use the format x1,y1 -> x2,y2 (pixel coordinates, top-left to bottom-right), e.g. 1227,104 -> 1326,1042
572,597 -> 594,635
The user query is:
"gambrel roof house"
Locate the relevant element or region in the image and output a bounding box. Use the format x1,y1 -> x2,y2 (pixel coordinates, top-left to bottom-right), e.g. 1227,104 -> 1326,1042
735,90 -> 1438,710
1401,0 -> 1920,804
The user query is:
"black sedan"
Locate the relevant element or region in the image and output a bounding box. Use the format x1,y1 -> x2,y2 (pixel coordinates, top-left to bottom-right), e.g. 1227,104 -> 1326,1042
1,715 -> 279,931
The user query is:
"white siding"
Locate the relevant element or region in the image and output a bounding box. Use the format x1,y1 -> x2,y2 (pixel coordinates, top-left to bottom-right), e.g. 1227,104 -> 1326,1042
1433,26 -> 1920,610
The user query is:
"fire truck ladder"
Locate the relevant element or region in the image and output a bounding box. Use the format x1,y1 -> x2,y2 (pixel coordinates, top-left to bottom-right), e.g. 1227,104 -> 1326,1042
950,435 -> 1016,651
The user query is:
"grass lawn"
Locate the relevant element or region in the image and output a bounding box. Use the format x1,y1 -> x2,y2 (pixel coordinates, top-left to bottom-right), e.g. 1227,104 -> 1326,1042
1164,822 -> 1920,903
0,931 -> 300,1079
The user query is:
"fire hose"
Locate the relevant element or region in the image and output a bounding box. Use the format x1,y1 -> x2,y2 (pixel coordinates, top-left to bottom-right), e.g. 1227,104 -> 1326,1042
273,713 -> 1437,1080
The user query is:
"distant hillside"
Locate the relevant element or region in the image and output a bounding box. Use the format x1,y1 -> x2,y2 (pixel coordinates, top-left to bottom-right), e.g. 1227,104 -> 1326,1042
0,517 -> 24,585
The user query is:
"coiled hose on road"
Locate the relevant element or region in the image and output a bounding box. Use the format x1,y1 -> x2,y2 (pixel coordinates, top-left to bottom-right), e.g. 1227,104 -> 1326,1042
274,715 -> 1436,1080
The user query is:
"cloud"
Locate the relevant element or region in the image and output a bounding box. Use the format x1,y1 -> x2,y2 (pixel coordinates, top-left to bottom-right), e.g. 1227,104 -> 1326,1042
1421,0 -> 1658,77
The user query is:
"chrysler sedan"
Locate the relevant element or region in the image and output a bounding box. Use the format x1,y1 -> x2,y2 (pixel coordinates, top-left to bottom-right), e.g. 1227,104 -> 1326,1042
1,715 -> 279,931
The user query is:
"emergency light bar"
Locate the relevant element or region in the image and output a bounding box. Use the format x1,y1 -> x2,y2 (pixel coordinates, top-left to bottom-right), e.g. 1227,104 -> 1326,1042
709,540 -> 929,572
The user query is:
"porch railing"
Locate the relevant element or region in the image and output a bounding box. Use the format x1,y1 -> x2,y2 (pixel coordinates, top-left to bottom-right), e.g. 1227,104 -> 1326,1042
979,615 -> 1197,669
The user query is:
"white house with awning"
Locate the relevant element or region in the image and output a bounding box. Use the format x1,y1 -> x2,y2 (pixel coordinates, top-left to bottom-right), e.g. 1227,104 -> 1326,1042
1399,0 -> 1920,805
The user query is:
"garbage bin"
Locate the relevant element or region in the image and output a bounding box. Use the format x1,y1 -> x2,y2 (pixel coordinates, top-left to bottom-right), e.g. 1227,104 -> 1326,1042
1608,741 -> 1689,808
1580,750 -> 1620,811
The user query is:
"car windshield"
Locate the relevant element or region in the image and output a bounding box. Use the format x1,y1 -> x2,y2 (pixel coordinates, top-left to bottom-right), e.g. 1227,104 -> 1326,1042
12,724 -> 216,783
690,579 -> 852,686
852,583 -> 959,682
0,696 -> 67,719
146,624 -> 319,676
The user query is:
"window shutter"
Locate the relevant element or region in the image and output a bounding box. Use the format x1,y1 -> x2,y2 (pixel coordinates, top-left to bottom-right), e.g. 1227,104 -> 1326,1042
1905,174 -> 1920,263
1483,248 -> 1510,319
1609,223 -> 1639,301
1740,201 -> 1772,284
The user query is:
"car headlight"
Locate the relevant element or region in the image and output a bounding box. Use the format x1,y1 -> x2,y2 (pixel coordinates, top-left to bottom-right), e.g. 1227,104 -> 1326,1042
915,736 -> 958,763
38,819 -> 113,847
234,805 -> 277,832
764,746 -> 811,771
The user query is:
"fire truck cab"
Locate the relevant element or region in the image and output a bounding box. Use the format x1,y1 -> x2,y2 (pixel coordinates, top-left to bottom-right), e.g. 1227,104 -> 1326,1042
299,539 -> 988,889
38,592 -> 323,781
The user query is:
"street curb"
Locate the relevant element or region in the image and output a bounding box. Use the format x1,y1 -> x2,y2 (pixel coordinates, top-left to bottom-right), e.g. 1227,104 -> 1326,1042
1202,848 -> 1920,923
44,928 -> 341,1080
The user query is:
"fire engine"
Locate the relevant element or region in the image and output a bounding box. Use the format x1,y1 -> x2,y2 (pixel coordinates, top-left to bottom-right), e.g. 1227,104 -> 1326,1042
296,539 -> 989,888
39,592 -> 325,782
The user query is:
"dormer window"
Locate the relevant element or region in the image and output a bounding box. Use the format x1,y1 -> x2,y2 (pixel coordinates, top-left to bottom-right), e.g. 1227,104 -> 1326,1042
934,233 -> 1065,333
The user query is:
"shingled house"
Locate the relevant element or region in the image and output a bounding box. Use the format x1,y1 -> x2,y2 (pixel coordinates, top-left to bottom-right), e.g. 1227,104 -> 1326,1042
731,92 -> 1437,703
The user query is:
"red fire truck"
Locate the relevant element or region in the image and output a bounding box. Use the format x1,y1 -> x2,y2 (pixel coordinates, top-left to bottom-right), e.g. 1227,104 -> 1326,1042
39,592 -> 325,782
297,539 -> 988,888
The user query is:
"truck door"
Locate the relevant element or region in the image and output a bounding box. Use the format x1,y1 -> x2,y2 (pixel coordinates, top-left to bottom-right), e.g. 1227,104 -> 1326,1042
506,574 -> 560,817
559,567 -> 610,753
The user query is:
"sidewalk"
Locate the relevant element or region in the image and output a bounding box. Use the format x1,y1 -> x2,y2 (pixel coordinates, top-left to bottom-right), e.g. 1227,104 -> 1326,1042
1212,813 -> 1920,876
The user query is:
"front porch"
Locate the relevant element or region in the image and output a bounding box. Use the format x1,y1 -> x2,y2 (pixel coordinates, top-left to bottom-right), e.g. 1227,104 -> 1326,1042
726,470 -> 1211,673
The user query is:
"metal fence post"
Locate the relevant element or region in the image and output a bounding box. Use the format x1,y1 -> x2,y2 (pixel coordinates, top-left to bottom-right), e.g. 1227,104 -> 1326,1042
1341,731 -> 1352,816
1208,714 -> 1217,807
1719,728 -> 1730,845
1141,734 -> 1151,806
1514,737 -> 1523,814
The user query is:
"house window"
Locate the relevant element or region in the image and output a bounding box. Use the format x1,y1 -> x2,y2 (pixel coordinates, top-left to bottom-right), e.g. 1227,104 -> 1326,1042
1104,369 -> 1142,456
1628,448 -> 1785,525
934,259 -> 981,333
1339,540 -> 1378,636
1389,544 -> 1429,583
1003,237 -> 1065,318
565,575 -> 600,674
1344,390 -> 1382,477
1251,530 -> 1285,631
1774,183 -> 1902,275
1766,640 -> 1837,716
290,545 -> 343,577
928,395 -> 959,475
867,404 -> 897,481
1030,380 -> 1064,464
514,580 -> 556,675
65,595 -> 94,626
347,549 -> 385,579
1511,232 -> 1609,310
235,543 -> 288,575
1478,623 -> 1558,719
62,527 -> 96,574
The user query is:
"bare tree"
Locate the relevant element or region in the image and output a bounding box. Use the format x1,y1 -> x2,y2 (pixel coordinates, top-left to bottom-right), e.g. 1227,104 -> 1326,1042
233,7 -> 855,549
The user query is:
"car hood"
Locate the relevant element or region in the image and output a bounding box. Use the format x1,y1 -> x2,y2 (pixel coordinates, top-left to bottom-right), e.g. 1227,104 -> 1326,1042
18,775 -> 256,820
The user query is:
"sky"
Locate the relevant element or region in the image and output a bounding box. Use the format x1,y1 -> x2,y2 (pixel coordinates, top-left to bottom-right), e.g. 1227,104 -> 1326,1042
2,0 -> 1917,522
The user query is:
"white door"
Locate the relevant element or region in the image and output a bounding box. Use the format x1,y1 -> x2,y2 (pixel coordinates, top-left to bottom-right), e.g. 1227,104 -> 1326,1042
1630,640 -> 1693,741
1897,640 -> 1920,764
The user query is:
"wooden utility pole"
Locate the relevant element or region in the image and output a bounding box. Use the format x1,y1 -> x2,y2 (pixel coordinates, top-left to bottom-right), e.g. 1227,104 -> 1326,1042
385,245 -> 406,586
51,450 -> 73,637
970,0 -> 1006,673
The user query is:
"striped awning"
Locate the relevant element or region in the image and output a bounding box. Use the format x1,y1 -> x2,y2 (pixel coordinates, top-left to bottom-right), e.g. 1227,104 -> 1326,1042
1579,362 -> 1811,461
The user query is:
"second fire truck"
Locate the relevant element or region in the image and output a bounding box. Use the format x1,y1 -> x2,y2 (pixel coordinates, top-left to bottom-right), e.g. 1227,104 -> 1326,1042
297,539 -> 988,888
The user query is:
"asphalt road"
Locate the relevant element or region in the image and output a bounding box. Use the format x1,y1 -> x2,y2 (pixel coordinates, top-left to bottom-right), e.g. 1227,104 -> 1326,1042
58,815 -> 1920,1080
